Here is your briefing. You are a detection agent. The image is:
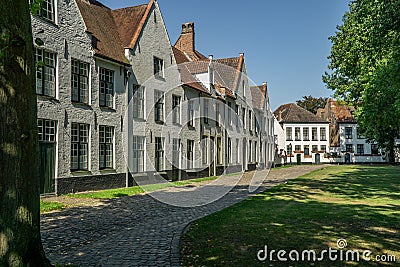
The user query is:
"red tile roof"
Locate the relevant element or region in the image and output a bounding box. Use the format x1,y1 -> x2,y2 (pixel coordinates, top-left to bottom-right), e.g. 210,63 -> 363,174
250,85 -> 266,110
274,103 -> 327,123
76,0 -> 128,65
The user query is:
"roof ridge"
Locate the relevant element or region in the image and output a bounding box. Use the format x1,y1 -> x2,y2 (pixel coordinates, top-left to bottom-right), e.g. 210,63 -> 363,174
128,0 -> 155,49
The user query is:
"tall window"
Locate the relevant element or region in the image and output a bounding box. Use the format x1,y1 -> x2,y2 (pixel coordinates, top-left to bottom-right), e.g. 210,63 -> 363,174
155,137 -> 164,171
356,144 -> 364,155
203,99 -> 209,124
303,127 -> 309,140
133,85 -> 144,119
304,145 -> 310,156
248,140 -> 252,162
35,48 -> 56,97
99,126 -> 114,169
253,141 -> 257,162
71,59 -> 89,104
187,140 -> 194,169
38,119 -> 56,142
202,136 -> 208,165
346,144 -> 353,152
320,127 -> 327,141
172,138 -> 181,169
188,100 -> 195,127
154,57 -> 164,78
248,110 -> 252,131
71,123 -> 89,171
287,144 -> 293,156
295,127 -> 301,141
36,0 -> 55,22
236,139 -> 240,163
312,145 -> 318,152
235,104 -> 239,126
242,107 -> 246,129
320,145 -> 327,152
227,137 -> 232,164
172,95 -> 181,124
99,68 -> 114,108
312,127 -> 318,141
227,102 -> 232,126
371,144 -> 379,155
132,136 -> 145,173
215,102 -> 220,127
154,90 -> 164,122
345,127 -> 353,139
217,137 -> 222,165
286,127 -> 292,141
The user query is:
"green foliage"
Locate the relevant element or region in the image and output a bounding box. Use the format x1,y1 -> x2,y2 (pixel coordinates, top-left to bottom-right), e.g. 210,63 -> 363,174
296,95 -> 327,114
40,201 -> 66,213
324,0 -> 400,162
30,0 -> 44,16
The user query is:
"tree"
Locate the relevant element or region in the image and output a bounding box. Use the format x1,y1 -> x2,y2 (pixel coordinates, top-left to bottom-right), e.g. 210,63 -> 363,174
296,95 -> 327,114
323,0 -> 400,163
0,1 -> 51,266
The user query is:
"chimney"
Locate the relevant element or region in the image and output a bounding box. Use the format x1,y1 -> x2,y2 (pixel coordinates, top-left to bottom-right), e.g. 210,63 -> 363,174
208,55 -> 214,91
263,82 -> 267,97
279,110 -> 282,122
175,22 -> 195,53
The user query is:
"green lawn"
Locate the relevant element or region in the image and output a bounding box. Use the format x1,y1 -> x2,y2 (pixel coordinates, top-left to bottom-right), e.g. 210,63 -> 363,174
40,201 -> 66,213
67,175 -> 220,199
181,165 -> 400,266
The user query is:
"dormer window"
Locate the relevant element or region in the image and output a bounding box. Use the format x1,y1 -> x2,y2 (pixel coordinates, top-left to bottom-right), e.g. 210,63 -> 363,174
154,57 -> 164,78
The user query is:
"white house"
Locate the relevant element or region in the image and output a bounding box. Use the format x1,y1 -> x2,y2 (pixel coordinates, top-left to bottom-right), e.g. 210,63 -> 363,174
274,103 -> 330,164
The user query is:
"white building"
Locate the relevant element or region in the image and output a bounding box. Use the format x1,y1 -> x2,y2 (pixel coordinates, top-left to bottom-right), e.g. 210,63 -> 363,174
274,103 -> 330,164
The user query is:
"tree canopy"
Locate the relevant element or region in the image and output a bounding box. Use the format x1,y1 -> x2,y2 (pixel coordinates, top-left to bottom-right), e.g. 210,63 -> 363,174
296,95 -> 327,114
324,0 -> 400,162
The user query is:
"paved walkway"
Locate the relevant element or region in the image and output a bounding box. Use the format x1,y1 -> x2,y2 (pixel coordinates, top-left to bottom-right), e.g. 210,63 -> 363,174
40,165 -> 326,266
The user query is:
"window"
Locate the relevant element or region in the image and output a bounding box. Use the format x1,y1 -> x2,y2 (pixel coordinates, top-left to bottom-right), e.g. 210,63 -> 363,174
304,145 -> 310,156
371,144 -> 379,155
99,126 -> 114,169
356,144 -> 364,155
227,102 -> 232,126
295,127 -> 301,141
248,110 -> 252,131
312,145 -> 318,152
295,145 -> 301,152
35,48 -> 56,97
187,140 -> 194,169
154,90 -> 164,122
235,105 -> 239,126
172,138 -> 181,169
228,138 -> 232,164
345,127 -> 353,139
346,144 -> 353,152
36,0 -> 55,22
249,140 -> 252,162
71,59 -> 89,104
153,57 -> 164,78
38,119 -> 56,142
172,95 -> 181,124
133,85 -> 144,119
203,98 -> 209,124
155,137 -> 164,171
132,136 -> 145,173
253,141 -> 257,162
286,127 -> 292,141
303,127 -> 309,141
287,145 -> 292,156
320,145 -> 327,152
99,68 -> 114,108
236,139 -> 240,163
242,107 -> 246,129
188,99 -> 195,127
217,137 -> 222,165
70,123 -> 89,171
312,127 -> 318,141
215,102 -> 220,127
320,127 -> 327,141
202,136 -> 208,165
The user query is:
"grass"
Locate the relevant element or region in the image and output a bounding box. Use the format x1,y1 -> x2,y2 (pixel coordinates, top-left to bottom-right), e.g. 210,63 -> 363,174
40,201 -> 66,213
67,175 -> 222,199
180,165 -> 400,266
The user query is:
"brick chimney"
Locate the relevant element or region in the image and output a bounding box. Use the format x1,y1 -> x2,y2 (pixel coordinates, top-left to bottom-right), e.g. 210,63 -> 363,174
262,82 -> 268,97
175,22 -> 195,53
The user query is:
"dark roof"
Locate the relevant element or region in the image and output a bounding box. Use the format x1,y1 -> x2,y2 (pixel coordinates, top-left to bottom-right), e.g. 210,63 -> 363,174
76,0 -> 128,64
250,86 -> 265,110
112,4 -> 148,48
274,103 -> 327,123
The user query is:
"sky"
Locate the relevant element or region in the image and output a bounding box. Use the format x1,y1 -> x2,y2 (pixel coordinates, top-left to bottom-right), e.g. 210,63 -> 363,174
100,0 -> 350,110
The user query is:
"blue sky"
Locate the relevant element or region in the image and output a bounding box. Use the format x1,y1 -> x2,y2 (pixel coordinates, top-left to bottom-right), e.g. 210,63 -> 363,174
101,0 -> 350,110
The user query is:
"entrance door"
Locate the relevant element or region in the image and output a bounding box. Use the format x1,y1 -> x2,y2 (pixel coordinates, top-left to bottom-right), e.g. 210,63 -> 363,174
172,138 -> 181,181
345,153 -> 351,164
39,142 -> 56,194
296,154 -> 301,165
315,153 -> 321,164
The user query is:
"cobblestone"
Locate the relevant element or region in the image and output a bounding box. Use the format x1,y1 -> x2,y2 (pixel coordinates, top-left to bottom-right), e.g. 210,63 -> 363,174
41,165 -> 326,266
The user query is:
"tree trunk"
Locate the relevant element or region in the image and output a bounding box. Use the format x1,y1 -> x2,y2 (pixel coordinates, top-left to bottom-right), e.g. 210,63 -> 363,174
0,1 -> 51,266
388,131 -> 396,165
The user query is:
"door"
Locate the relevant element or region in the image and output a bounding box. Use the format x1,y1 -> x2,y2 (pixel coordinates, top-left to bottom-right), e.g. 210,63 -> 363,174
210,137 -> 215,176
345,153 -> 351,164
296,154 -> 301,165
39,142 -> 56,194
242,138 -> 247,171
315,153 -> 321,164
172,139 -> 181,181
